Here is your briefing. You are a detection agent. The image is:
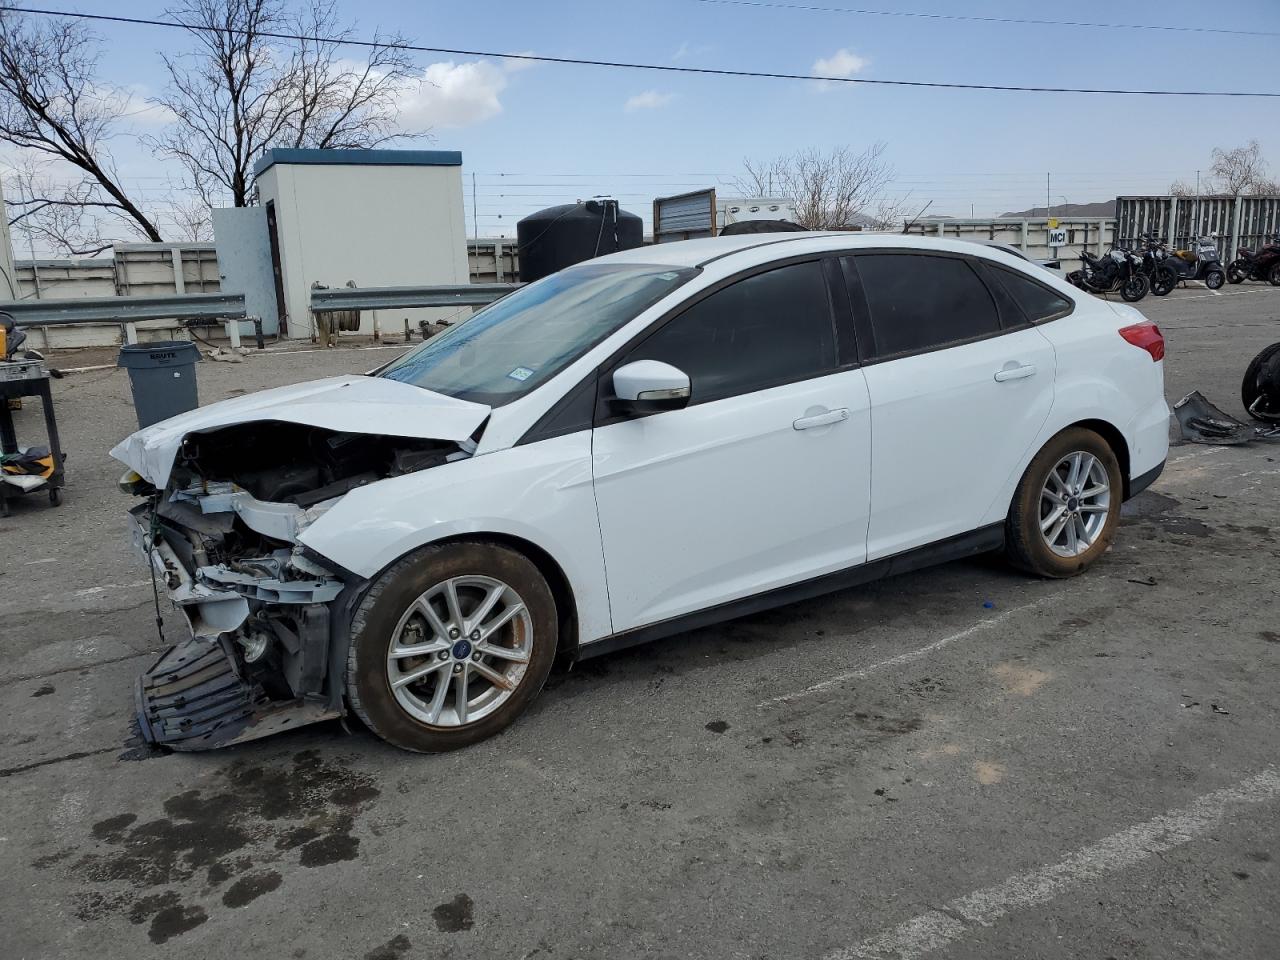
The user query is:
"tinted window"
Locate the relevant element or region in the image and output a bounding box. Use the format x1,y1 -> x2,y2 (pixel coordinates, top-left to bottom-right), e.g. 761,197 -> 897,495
854,254 -> 1000,358
625,260 -> 837,404
992,265 -> 1073,323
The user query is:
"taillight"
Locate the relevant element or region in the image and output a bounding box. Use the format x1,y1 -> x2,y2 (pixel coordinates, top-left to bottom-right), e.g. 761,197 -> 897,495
1118,322 -> 1165,362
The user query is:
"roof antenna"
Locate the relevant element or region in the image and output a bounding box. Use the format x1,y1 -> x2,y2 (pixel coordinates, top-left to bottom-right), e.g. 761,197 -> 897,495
901,200 -> 933,235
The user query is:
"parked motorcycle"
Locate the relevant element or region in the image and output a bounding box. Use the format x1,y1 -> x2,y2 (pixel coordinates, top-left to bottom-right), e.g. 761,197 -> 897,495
1226,234 -> 1280,286
1067,247 -> 1150,302
1148,235 -> 1225,295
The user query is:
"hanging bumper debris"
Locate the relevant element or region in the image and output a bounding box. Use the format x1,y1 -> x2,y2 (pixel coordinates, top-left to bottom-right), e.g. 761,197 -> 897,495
1174,391 -> 1280,444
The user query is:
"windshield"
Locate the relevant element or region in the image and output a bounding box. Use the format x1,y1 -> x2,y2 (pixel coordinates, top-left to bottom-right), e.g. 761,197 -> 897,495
378,262 -> 697,405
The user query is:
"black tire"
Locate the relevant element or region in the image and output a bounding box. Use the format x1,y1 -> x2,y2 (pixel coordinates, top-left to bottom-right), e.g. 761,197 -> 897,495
345,540 -> 559,752
1151,267 -> 1177,297
1121,273 -> 1148,302
1226,260 -> 1247,284
1205,269 -> 1225,290
1269,261 -> 1280,286
1005,427 -> 1123,579
1241,341 -> 1280,419
48,487 -> 61,506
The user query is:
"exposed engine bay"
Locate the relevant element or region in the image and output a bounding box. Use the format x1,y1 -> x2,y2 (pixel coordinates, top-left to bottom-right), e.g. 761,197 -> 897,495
128,420 -> 474,750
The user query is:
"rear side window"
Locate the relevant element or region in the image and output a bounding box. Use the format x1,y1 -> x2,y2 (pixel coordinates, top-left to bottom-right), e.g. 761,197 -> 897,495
853,254 -> 1001,358
624,260 -> 837,404
991,265 -> 1073,323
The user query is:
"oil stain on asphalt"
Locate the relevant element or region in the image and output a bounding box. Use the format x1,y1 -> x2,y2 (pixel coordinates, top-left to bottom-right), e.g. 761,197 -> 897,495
31,749 -> 380,945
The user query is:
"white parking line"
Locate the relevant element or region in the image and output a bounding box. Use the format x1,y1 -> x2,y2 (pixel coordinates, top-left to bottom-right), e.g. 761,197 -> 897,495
759,595 -> 1062,707
827,768 -> 1280,960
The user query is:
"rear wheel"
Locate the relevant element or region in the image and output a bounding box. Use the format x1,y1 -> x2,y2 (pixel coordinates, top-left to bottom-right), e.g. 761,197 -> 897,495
1006,428 -> 1122,578
345,541 -> 558,752
1269,261 -> 1280,286
1226,260 -> 1247,284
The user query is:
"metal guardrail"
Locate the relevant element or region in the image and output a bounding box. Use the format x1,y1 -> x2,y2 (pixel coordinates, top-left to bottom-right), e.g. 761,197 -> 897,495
310,284 -> 518,313
0,291 -> 246,325
0,292 -> 259,348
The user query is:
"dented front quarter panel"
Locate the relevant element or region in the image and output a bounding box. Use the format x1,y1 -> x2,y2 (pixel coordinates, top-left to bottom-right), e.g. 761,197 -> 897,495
300,430 -> 614,645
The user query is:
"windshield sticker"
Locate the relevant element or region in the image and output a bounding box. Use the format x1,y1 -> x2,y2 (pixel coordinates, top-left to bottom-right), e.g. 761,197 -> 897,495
507,366 -> 535,382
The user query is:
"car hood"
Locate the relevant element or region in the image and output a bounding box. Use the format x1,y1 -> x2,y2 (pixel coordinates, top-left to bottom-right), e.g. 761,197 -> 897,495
110,374 -> 491,486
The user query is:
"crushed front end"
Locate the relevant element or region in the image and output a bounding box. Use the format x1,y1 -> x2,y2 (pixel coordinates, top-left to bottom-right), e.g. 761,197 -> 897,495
122,419 -> 474,750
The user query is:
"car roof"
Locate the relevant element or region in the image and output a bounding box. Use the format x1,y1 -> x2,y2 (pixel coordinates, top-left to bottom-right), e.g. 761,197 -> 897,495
594,232 -> 1047,270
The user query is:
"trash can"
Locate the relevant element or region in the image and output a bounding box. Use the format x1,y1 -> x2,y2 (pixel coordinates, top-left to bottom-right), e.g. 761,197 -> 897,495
117,340 -> 200,429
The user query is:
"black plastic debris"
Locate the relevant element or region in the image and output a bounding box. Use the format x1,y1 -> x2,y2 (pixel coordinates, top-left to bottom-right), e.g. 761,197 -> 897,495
1173,391 -> 1280,444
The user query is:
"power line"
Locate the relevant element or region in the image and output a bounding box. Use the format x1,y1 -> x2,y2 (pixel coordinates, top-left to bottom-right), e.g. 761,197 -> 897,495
692,0 -> 1280,38
2,5 -> 1277,97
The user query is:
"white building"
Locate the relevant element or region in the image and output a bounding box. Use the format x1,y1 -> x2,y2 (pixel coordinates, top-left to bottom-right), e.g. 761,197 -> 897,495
253,148 -> 470,339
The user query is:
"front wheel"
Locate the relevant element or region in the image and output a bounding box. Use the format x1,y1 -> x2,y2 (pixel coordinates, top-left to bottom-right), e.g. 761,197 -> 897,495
1269,262 -> 1280,286
1151,267 -> 1178,296
1226,260 -> 1247,284
1005,428 -> 1123,578
1121,273 -> 1149,302
345,541 -> 559,752
1205,269 -> 1225,290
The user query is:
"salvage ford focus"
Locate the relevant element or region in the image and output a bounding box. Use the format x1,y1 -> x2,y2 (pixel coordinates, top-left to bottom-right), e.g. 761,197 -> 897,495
113,233 -> 1169,752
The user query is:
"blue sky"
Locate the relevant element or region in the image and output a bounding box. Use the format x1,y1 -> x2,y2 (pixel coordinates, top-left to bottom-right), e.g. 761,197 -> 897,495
13,0 -> 1280,238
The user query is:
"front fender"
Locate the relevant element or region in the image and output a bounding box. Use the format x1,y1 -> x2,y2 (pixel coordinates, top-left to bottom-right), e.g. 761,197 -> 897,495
299,432 -> 612,644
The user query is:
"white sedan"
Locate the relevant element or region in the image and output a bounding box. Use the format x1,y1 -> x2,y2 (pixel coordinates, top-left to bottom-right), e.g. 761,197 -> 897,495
114,233 -> 1170,752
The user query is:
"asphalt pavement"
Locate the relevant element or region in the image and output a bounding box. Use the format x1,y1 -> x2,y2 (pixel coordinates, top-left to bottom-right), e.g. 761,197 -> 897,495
1,286 -> 1278,960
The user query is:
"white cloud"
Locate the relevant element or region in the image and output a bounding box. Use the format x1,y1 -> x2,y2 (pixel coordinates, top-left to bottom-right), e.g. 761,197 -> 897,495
812,48 -> 869,78
624,90 -> 676,112
394,55 -> 538,129
398,60 -> 511,129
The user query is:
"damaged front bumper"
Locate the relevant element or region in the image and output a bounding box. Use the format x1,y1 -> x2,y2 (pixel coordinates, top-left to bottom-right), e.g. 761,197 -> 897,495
130,486 -> 361,751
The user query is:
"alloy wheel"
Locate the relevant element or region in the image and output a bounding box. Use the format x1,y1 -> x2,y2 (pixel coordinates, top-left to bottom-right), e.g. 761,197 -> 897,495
386,575 -> 533,727
1039,452 -> 1112,558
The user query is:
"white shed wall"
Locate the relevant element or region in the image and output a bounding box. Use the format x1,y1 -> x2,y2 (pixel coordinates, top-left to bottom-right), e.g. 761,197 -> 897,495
259,161 -> 469,339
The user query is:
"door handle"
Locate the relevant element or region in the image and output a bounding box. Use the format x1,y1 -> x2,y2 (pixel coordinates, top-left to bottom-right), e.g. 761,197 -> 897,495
994,363 -> 1037,382
793,408 -> 850,430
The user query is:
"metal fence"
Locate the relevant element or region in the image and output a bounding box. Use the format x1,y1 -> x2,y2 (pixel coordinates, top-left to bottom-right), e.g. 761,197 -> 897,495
902,218 -> 1115,262
1115,195 -> 1280,261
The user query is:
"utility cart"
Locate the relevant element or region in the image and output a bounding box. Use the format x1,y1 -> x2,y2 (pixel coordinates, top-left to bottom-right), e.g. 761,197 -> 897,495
0,357 -> 65,517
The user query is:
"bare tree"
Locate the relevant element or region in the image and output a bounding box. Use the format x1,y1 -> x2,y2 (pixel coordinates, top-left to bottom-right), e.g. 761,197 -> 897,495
733,143 -> 908,230
166,195 -> 215,242
1169,141 -> 1280,197
0,11 -> 163,251
155,0 -> 423,208
1209,140 -> 1279,196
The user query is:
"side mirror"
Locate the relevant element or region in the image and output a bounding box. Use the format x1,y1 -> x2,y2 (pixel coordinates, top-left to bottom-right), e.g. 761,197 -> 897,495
612,359 -> 691,413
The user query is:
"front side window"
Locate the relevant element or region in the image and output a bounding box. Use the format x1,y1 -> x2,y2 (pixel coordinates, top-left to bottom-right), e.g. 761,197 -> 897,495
623,260 -> 837,404
379,263 -> 696,405
853,253 -> 1001,358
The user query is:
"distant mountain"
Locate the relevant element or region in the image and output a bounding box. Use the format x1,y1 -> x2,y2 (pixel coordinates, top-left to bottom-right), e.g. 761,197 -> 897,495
999,200 -> 1116,218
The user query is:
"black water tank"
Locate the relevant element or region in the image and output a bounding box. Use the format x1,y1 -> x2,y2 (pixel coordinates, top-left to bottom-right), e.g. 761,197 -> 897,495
517,199 -> 643,283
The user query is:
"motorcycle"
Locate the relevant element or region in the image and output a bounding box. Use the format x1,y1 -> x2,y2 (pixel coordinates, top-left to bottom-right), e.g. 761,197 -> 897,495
1067,246 -> 1150,302
1226,234 -> 1280,286
1149,235 -> 1225,295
